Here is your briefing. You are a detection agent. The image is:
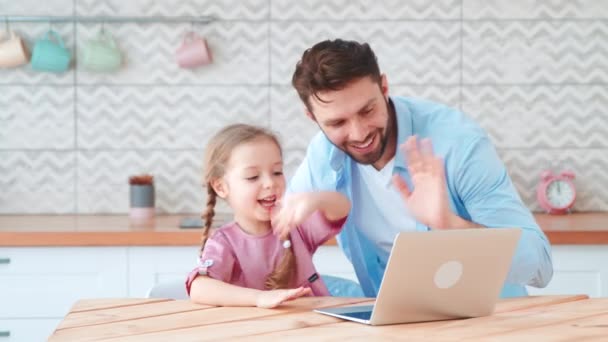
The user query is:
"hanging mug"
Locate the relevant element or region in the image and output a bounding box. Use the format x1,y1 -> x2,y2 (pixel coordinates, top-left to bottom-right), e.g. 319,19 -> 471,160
31,30 -> 71,73
175,32 -> 212,69
82,29 -> 122,72
0,30 -> 30,68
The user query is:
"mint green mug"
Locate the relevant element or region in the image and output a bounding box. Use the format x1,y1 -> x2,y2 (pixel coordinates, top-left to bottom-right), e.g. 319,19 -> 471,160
31,30 -> 71,73
82,29 -> 122,72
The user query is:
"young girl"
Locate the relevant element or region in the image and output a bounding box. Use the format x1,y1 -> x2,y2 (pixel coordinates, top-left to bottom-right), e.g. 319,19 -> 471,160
186,124 -> 351,309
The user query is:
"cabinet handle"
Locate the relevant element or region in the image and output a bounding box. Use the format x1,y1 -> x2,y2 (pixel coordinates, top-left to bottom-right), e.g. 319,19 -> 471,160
0,258 -> 10,264
0,331 -> 10,337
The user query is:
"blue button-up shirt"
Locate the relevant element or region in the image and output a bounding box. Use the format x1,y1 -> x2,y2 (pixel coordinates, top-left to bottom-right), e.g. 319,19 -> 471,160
288,96 -> 553,298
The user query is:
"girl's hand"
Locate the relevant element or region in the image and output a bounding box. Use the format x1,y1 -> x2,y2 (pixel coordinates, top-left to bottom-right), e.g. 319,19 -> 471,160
272,193 -> 320,239
256,286 -> 313,308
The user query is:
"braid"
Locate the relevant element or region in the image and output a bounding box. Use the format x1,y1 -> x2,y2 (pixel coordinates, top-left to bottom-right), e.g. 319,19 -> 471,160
265,242 -> 296,289
199,185 -> 217,257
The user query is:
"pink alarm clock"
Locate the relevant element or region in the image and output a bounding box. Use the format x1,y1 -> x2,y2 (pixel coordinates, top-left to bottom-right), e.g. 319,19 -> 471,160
536,170 -> 576,214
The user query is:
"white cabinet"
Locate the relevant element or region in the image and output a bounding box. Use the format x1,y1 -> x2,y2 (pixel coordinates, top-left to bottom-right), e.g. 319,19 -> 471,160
313,246 -> 357,282
527,245 -> 608,298
0,319 -> 61,342
128,246 -> 198,297
0,247 -> 128,342
0,247 -> 128,318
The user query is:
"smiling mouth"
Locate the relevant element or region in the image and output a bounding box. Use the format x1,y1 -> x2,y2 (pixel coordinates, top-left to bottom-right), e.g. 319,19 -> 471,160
258,195 -> 277,209
350,134 -> 375,150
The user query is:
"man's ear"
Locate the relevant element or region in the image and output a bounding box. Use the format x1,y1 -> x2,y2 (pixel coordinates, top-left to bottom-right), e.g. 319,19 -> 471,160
211,178 -> 228,199
380,74 -> 389,100
305,109 -> 316,122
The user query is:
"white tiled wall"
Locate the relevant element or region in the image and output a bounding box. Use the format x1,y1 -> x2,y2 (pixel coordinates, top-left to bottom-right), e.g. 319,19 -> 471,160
2,0 -> 608,213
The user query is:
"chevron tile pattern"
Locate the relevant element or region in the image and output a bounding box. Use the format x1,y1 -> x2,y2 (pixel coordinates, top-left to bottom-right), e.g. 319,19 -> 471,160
0,86 -> 75,149
0,151 -> 75,213
270,21 -> 460,85
0,23 -> 75,85
499,149 -> 608,211
463,21 -> 608,84
76,0 -> 268,20
270,86 -> 319,151
77,150 -> 207,213
3,1 -> 608,213
391,86 -> 461,110
463,0 -> 608,19
77,86 -> 268,149
271,0 -> 460,20
463,86 -> 608,149
76,22 -> 268,85
283,148 -> 307,182
2,0 -> 73,15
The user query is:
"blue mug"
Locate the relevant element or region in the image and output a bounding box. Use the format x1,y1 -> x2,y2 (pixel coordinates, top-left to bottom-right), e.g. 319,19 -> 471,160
31,30 -> 71,73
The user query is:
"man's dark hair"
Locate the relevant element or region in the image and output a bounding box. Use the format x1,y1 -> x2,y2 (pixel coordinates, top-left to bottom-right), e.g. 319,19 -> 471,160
291,39 -> 381,112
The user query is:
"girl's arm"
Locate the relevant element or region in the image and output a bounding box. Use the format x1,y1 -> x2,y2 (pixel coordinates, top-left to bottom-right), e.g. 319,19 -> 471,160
273,191 -> 350,240
190,275 -> 311,308
313,191 -> 350,221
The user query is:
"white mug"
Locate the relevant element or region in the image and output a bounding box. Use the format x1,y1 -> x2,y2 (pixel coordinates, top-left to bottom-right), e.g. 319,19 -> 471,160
0,30 -> 29,68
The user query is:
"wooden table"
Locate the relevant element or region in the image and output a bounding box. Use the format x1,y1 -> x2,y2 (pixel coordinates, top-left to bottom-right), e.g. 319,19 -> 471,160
48,295 -> 608,341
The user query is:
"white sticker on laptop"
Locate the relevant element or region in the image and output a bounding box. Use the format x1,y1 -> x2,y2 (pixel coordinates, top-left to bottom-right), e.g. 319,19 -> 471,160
434,260 -> 463,289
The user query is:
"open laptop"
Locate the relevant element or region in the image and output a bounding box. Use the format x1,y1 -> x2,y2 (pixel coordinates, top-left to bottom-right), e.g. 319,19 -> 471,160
314,228 -> 522,325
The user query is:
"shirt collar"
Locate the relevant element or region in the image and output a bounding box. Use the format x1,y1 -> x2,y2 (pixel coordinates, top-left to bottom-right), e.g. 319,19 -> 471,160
392,97 -> 413,170
329,143 -> 345,171
328,96 -> 413,172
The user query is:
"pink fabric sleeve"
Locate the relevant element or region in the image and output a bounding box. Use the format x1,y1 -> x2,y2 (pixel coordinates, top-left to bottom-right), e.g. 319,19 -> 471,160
296,210 -> 346,253
185,231 -> 236,296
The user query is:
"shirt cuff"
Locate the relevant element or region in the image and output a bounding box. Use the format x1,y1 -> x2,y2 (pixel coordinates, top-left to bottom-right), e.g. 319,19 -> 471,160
185,267 -> 200,296
325,215 -> 347,230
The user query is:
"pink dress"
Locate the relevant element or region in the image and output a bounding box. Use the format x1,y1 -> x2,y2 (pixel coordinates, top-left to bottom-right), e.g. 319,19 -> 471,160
186,211 -> 346,296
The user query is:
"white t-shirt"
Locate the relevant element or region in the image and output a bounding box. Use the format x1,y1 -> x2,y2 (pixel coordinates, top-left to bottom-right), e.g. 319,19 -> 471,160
353,158 -> 417,263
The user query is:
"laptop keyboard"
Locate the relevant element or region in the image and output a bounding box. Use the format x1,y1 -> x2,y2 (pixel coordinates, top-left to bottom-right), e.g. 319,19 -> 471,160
342,310 -> 372,321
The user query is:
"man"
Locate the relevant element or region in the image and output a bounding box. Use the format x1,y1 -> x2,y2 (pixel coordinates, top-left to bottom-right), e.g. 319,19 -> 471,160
287,39 -> 553,297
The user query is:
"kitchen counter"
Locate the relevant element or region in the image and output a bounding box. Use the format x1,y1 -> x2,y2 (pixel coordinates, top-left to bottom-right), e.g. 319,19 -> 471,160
0,214 -> 231,246
0,212 -> 607,246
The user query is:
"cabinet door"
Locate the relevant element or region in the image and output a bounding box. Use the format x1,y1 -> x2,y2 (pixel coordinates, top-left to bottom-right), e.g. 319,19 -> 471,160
0,319 -> 61,342
313,246 -> 358,282
527,245 -> 608,298
128,246 -> 199,298
0,247 -> 128,318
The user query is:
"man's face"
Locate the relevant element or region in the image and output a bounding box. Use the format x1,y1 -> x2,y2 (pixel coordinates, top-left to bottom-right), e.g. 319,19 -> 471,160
308,75 -> 391,165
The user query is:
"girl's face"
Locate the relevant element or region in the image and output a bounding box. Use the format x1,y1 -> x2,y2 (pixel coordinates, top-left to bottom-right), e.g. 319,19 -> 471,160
214,137 -> 286,232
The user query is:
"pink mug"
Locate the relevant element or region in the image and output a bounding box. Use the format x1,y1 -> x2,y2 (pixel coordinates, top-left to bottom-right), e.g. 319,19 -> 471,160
175,32 -> 212,69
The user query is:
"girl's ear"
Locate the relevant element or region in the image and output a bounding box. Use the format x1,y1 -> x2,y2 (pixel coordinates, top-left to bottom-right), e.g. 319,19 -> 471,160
211,178 -> 228,199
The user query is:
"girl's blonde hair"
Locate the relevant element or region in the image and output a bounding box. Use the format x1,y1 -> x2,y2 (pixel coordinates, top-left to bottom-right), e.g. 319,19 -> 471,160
200,123 -> 295,290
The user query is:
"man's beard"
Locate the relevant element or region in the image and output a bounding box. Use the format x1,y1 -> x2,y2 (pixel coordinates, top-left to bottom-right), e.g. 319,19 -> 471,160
326,99 -> 394,165
344,128 -> 387,164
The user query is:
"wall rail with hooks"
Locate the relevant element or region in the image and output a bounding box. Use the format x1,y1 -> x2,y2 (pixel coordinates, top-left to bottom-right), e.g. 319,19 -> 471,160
3,16 -> 215,24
